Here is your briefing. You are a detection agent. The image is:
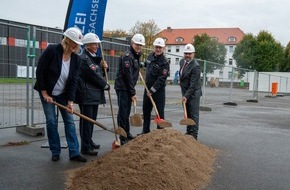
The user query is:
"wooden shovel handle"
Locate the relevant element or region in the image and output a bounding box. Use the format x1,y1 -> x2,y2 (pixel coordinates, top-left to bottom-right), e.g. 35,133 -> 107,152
53,101 -> 107,131
183,100 -> 188,119
139,72 -> 160,117
99,43 -> 118,141
133,98 -> 137,114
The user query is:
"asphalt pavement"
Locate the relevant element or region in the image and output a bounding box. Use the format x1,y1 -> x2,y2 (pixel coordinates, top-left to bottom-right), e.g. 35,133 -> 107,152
1,87 -> 290,190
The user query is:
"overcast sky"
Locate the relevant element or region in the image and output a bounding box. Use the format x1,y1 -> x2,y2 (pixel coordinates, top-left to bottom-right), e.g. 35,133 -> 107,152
0,0 -> 289,46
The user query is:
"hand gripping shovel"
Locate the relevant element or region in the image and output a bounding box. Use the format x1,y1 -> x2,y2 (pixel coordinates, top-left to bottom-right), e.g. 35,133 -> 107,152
139,72 -> 172,128
53,102 -> 127,137
100,43 -> 122,149
130,99 -> 142,127
179,100 -> 196,125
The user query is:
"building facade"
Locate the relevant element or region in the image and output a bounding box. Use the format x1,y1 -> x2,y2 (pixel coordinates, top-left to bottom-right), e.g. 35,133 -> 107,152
159,27 -> 245,81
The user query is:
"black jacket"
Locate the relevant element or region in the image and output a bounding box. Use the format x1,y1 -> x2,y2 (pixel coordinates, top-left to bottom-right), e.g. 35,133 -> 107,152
75,50 -> 108,105
34,44 -> 81,101
114,46 -> 141,96
179,58 -> 202,100
144,52 -> 169,94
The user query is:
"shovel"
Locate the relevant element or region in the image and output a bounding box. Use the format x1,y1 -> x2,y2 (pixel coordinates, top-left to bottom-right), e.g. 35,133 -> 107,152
130,99 -> 143,127
180,100 -> 196,125
53,102 -> 127,137
100,43 -> 121,149
139,72 -> 172,128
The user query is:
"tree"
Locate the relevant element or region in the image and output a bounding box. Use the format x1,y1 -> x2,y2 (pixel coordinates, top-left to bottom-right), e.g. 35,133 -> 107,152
279,41 -> 290,71
193,33 -> 227,74
233,30 -> 285,72
129,19 -> 161,48
103,29 -> 128,38
233,33 -> 257,77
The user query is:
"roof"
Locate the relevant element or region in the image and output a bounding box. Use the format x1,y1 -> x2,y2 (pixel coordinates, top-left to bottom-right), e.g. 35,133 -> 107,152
159,27 -> 245,45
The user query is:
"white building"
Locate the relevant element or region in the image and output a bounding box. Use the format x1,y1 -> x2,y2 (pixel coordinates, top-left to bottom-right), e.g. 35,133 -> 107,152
159,27 -> 245,81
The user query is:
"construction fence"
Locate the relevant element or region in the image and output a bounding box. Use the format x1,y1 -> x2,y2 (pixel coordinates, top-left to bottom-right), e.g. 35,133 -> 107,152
1,21 -> 290,129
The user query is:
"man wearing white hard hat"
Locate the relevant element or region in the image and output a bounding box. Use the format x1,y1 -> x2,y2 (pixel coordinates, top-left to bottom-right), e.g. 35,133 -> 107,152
141,37 -> 170,134
114,33 -> 145,145
179,43 -> 202,140
75,32 -> 110,156
34,27 -> 87,162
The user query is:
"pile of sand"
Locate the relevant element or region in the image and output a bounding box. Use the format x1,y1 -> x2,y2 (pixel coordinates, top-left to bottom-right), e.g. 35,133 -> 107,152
66,129 -> 216,190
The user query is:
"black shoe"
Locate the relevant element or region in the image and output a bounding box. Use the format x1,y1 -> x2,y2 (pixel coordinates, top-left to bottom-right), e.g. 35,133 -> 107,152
127,133 -> 135,140
185,132 -> 198,140
120,138 -> 129,145
90,142 -> 100,149
70,155 -> 87,162
81,149 -> 98,156
51,155 -> 59,161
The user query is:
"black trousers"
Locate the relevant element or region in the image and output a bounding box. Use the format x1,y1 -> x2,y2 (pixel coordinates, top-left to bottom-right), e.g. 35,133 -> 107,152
186,97 -> 200,139
79,104 -> 99,151
142,88 -> 165,133
116,90 -> 132,139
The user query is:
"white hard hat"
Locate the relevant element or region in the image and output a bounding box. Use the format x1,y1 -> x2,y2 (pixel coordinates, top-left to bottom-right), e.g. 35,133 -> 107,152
153,37 -> 165,47
131,33 -> 145,46
63,27 -> 83,45
183,43 -> 195,53
82,33 -> 102,44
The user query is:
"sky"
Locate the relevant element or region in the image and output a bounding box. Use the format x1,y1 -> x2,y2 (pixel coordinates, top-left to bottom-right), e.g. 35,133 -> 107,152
0,0 -> 289,46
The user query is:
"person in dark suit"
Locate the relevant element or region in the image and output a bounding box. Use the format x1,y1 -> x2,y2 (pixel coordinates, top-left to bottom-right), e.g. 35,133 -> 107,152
75,33 -> 110,156
179,43 -> 202,140
114,33 -> 145,145
34,27 -> 87,162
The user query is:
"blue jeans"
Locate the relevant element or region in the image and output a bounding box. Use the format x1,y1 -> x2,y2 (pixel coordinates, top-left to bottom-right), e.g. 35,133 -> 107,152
39,92 -> 80,157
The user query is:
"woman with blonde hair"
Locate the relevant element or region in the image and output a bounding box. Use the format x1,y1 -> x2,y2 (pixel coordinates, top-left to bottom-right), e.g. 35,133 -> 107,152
34,27 -> 87,162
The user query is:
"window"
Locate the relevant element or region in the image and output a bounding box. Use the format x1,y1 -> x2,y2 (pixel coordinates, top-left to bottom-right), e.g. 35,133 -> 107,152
219,70 -> 223,79
229,46 -> 234,53
167,46 -> 171,53
175,57 -> 180,65
211,37 -> 218,41
0,37 -> 7,45
228,71 -> 232,79
229,58 -> 233,65
168,58 -> 171,64
176,46 -> 180,53
175,37 -> 184,43
228,37 -> 236,42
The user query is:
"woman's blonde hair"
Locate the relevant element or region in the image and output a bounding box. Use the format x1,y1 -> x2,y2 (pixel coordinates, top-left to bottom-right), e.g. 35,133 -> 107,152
61,36 -> 81,54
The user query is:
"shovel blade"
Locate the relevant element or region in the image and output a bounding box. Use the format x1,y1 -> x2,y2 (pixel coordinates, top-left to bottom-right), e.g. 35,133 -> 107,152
156,120 -> 172,128
112,139 -> 121,150
130,114 -> 143,127
115,127 -> 127,138
179,118 -> 196,126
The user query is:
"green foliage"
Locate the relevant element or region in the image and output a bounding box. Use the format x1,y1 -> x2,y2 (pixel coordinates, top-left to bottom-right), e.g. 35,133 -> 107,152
279,42 -> 290,71
194,33 -> 227,74
233,30 -> 285,72
129,19 -> 161,48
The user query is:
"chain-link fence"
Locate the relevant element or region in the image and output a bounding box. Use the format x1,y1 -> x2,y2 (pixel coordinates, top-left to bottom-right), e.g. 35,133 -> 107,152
1,21 -> 290,129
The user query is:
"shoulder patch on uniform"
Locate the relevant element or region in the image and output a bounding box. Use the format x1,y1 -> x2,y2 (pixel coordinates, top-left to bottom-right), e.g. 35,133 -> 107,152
163,69 -> 168,76
125,61 -> 130,68
89,64 -> 96,70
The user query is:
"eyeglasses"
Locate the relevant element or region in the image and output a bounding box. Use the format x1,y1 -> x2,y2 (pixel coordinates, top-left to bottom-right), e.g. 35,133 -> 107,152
184,53 -> 192,55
